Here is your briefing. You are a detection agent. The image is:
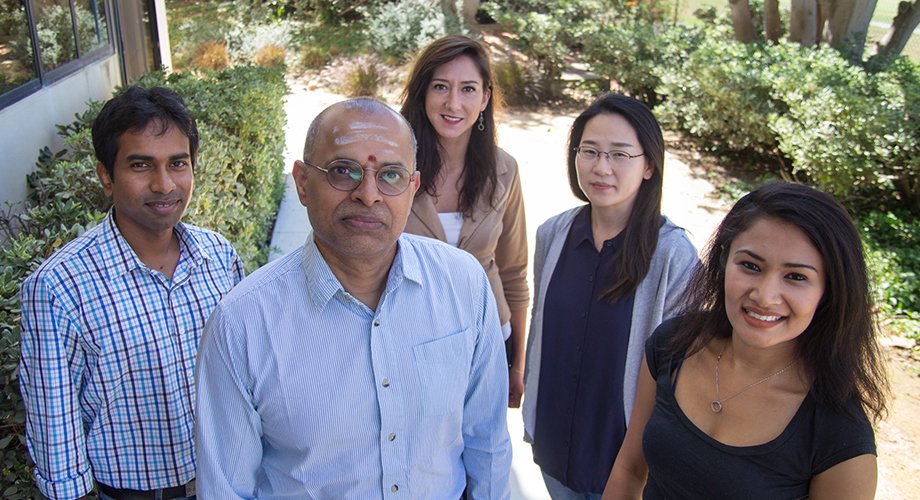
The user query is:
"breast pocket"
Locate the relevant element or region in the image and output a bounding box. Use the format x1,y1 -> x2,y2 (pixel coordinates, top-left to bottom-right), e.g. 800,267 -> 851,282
413,330 -> 473,416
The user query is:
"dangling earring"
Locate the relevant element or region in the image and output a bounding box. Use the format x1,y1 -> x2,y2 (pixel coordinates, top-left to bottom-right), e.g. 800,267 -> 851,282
477,112 -> 485,132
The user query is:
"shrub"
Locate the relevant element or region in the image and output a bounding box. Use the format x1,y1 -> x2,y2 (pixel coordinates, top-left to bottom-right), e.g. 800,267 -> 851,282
656,36 -> 783,153
361,0 -> 468,61
770,47 -> 920,209
581,20 -> 703,105
493,55 -> 542,107
0,64 -> 288,496
292,21 -> 369,71
225,21 -> 293,66
340,56 -> 383,97
191,41 -> 231,70
860,210 -> 920,340
254,44 -> 288,68
167,2 -> 237,70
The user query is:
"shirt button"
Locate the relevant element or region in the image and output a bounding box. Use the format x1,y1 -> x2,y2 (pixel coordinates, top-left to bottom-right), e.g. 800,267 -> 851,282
391,484 -> 399,493
382,378 -> 390,388
373,319 -> 381,327
388,433 -> 396,441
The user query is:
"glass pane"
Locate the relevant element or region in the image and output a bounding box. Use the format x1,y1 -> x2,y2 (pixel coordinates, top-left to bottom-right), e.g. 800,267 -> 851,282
0,0 -> 38,94
75,0 -> 108,54
33,0 -> 78,72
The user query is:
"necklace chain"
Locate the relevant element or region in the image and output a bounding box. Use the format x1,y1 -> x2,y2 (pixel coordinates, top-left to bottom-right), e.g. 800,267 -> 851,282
711,343 -> 796,413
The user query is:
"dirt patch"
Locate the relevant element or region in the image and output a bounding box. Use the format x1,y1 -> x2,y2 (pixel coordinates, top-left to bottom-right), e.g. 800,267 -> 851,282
876,344 -> 920,498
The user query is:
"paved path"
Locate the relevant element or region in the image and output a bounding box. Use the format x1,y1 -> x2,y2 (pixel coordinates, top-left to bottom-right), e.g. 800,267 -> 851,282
269,82 -> 730,498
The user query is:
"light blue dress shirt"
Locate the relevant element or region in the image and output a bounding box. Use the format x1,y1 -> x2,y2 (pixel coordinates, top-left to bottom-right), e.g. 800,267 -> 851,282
19,211 -> 244,499
196,233 -> 512,499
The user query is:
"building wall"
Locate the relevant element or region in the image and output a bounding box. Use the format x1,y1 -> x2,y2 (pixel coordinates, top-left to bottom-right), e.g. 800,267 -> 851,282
0,55 -> 121,206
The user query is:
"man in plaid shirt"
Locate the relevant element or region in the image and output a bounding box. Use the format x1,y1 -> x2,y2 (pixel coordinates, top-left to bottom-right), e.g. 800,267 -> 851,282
19,86 -> 244,500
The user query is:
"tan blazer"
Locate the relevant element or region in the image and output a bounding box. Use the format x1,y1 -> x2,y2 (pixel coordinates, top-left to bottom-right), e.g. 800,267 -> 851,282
404,148 -> 529,325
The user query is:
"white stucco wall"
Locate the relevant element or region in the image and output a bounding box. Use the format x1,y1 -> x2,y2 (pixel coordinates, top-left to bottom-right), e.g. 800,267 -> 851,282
0,55 -> 121,206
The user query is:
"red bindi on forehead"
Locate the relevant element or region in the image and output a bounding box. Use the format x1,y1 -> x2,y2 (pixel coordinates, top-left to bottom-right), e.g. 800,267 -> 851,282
367,154 -> 377,163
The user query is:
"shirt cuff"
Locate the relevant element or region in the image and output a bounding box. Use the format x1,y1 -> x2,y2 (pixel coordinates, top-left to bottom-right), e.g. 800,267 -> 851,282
35,466 -> 94,500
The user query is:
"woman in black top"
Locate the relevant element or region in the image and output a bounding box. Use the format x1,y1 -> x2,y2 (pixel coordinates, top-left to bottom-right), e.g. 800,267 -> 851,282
603,182 -> 888,499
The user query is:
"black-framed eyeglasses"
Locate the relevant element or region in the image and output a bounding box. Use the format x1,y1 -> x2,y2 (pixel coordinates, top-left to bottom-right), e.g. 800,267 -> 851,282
574,146 -> 644,165
304,158 -> 414,196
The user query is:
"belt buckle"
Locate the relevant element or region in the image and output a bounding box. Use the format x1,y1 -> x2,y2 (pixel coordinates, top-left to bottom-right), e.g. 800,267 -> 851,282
184,479 -> 196,497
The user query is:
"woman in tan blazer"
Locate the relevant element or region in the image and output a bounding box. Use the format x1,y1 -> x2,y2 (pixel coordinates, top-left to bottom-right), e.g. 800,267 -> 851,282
401,35 -> 529,408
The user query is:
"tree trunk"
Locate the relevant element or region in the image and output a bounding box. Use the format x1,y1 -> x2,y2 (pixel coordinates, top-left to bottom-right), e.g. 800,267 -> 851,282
764,0 -> 783,40
874,0 -> 920,59
790,0 -> 819,45
824,0 -> 878,59
729,0 -> 757,42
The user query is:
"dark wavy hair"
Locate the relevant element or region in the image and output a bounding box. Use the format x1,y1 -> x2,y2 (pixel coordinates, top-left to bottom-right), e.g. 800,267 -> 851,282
566,93 -> 664,302
92,86 -> 199,178
668,182 -> 888,422
400,35 -> 498,216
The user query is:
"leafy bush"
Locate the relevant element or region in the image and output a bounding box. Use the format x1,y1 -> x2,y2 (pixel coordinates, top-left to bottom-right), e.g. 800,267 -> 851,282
581,20 -> 703,105
770,47 -> 920,209
656,36 -> 783,153
0,64 -> 288,496
860,210 -> 920,318
225,21 -> 294,66
484,0 -> 670,100
361,0 -> 467,61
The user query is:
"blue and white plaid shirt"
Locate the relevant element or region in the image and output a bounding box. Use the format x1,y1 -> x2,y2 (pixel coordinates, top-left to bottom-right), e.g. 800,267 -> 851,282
19,211 -> 244,499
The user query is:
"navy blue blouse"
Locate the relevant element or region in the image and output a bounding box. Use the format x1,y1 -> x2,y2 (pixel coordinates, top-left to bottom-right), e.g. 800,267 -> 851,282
533,206 -> 635,494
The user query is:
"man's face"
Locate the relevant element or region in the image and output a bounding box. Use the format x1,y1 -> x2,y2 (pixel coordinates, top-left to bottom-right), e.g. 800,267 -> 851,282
96,121 -> 194,244
293,108 -> 418,264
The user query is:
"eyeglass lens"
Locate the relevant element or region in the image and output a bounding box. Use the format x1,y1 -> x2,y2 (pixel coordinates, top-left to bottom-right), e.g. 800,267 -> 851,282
326,160 -> 411,195
576,147 -> 632,163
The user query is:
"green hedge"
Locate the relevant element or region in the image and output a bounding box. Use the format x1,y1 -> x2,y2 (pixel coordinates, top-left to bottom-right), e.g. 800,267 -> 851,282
0,64 -> 288,497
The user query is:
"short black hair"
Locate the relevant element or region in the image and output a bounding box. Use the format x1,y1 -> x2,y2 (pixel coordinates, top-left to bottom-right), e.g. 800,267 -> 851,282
92,86 -> 199,178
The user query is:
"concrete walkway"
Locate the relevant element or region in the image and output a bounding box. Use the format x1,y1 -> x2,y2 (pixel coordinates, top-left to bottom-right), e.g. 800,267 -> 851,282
268,81 -> 729,499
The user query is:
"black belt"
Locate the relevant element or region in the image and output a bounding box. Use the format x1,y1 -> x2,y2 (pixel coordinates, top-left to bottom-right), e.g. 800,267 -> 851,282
96,480 -> 195,500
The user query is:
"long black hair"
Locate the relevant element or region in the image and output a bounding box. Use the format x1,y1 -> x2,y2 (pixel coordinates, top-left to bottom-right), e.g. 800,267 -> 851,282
566,93 -> 664,302
669,182 -> 888,422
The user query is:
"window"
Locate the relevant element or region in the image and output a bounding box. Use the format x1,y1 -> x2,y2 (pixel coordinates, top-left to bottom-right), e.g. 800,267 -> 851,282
0,0 -> 113,107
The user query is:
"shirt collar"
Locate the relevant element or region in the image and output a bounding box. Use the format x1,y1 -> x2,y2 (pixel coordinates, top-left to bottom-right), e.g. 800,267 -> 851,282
570,205 -> 595,249
300,234 -> 423,310
102,209 -> 208,280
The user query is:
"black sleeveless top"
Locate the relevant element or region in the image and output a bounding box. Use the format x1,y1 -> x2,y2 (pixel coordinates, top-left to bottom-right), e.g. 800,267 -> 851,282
642,318 -> 876,499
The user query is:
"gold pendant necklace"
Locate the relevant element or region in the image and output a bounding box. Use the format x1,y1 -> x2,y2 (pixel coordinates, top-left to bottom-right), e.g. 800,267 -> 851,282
711,343 -> 796,413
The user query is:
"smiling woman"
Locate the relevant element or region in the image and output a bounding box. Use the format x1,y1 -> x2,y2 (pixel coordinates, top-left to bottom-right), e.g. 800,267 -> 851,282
602,182 -> 889,500
400,35 -> 531,409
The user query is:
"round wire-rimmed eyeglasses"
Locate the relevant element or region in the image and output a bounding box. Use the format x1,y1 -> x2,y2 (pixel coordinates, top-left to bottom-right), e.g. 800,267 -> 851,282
303,158 -> 414,196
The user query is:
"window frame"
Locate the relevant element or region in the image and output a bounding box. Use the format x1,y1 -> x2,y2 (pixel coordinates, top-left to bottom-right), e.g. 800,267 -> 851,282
0,0 -> 116,110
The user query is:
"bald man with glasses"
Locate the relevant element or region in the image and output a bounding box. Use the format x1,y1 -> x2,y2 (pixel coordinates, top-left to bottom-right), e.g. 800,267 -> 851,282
195,98 -> 512,499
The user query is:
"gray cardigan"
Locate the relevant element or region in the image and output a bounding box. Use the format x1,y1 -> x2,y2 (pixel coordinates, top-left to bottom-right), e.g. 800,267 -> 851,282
522,206 -> 700,442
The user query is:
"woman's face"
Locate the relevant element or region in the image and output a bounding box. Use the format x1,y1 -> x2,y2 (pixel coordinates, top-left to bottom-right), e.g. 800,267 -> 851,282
575,113 -> 652,215
724,216 -> 826,351
424,55 -> 490,142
